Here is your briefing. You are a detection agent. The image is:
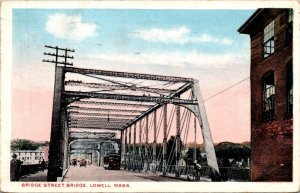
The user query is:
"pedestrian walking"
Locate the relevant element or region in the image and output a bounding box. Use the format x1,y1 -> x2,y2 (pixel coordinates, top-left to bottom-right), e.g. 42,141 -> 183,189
10,154 -> 22,181
73,159 -> 77,167
193,161 -> 201,181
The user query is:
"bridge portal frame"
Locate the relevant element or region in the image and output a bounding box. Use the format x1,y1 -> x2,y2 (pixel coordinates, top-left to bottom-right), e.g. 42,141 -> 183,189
47,65 -> 220,181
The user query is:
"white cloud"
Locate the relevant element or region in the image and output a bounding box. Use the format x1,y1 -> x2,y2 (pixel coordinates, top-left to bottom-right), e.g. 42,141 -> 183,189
84,50 -> 247,69
133,26 -> 190,44
46,14 -> 97,41
132,26 -> 233,45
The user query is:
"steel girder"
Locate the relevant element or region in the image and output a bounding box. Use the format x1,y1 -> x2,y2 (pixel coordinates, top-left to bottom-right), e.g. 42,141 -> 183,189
64,66 -> 193,82
69,121 -> 130,125
69,121 -> 131,125
69,126 -> 121,130
69,117 -> 133,121
72,100 -> 153,108
70,119 -> 130,122
69,112 -> 138,118
69,131 -> 115,139
120,82 -> 194,130
65,81 -> 176,94
69,123 -> 124,127
69,124 -> 125,128
64,91 -> 197,105
68,106 -> 144,113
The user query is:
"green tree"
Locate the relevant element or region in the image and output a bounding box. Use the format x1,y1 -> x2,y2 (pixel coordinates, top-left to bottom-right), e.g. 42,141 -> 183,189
214,141 -> 250,159
11,139 -> 39,151
184,147 -> 202,166
166,135 -> 183,165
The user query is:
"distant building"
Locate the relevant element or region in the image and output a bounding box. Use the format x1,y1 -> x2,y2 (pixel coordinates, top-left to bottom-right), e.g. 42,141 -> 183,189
11,146 -> 49,165
238,9 -> 293,181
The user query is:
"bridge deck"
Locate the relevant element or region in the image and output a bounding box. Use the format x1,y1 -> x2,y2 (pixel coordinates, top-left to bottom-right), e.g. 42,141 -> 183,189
63,165 -> 185,182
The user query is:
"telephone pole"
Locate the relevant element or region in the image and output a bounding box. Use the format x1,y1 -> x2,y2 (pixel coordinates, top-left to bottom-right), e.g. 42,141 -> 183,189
43,45 -> 74,67
43,45 -> 74,181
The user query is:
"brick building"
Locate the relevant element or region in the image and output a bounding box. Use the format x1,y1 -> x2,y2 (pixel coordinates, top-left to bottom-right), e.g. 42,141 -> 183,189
238,9 -> 293,181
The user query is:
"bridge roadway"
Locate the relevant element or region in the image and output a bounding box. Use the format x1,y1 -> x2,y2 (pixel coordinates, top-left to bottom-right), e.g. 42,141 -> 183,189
63,165 -> 184,182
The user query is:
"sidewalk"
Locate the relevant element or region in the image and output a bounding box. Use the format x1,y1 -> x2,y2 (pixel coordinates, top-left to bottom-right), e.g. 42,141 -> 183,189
20,170 -> 48,182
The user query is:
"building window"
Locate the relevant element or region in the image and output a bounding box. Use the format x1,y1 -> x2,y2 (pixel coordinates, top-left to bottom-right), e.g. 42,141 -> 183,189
287,62 -> 293,115
263,72 -> 275,121
264,20 -> 275,58
286,9 -> 293,44
288,9 -> 293,23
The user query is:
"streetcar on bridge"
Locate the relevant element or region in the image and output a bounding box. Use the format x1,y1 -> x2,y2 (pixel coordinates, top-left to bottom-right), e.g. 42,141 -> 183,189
103,154 -> 121,170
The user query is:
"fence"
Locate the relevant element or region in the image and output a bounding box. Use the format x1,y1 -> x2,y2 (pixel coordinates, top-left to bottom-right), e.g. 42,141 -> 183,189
122,161 -> 250,181
162,165 -> 250,181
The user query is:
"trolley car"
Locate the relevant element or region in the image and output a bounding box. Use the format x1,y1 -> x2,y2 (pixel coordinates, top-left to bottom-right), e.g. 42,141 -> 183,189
103,154 -> 121,170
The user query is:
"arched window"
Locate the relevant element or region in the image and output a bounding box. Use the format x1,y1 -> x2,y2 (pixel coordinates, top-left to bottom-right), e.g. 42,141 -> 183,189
262,71 -> 275,121
287,61 -> 293,116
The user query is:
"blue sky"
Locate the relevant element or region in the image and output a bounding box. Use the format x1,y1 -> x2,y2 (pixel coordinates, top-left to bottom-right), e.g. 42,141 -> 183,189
13,9 -> 253,65
13,9 -> 254,91
12,9 -> 254,142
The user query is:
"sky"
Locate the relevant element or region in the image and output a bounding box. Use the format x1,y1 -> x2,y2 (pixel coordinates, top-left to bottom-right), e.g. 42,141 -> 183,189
12,9 -> 254,143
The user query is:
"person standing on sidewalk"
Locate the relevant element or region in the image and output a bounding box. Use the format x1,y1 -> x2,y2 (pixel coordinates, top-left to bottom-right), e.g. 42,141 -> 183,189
10,154 -> 22,181
41,159 -> 46,172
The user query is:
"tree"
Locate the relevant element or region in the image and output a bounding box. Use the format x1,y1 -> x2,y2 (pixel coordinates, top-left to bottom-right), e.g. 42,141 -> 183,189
166,135 -> 183,166
214,142 -> 250,159
184,147 -> 202,166
11,139 -> 39,151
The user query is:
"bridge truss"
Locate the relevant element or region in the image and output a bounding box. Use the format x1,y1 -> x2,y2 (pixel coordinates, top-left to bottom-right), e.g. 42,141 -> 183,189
45,47 -> 220,181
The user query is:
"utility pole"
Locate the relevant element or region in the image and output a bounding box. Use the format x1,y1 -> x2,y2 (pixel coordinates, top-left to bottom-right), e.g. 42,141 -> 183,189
43,45 -> 74,181
43,45 -> 74,67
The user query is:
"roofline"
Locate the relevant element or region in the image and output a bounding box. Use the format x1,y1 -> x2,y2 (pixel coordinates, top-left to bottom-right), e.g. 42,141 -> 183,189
238,9 -> 264,34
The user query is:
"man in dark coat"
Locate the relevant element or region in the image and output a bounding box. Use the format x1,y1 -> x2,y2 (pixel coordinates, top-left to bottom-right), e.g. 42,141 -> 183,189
10,154 -> 22,181
41,159 -> 46,172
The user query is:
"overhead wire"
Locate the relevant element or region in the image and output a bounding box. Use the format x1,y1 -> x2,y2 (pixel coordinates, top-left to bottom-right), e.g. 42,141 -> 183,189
204,77 -> 250,102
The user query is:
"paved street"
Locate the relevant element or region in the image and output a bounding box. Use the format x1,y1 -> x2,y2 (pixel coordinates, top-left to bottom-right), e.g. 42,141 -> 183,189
18,165 -> 192,182
63,165 -> 183,182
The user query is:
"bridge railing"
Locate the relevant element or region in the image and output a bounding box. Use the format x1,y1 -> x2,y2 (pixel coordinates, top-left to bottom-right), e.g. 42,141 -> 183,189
155,165 -> 250,181
123,162 -> 249,181
20,164 -> 47,177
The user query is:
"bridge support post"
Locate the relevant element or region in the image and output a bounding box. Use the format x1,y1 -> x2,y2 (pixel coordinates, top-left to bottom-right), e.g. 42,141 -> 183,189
62,108 -> 69,172
47,66 -> 65,181
162,104 -> 167,176
138,120 -> 142,172
133,123 -> 137,171
120,130 -> 125,167
145,115 -> 149,172
98,149 -> 101,166
175,105 -> 181,177
181,80 -> 220,180
152,110 -> 157,173
128,126 -> 132,170
193,116 -> 197,162
124,129 -> 128,169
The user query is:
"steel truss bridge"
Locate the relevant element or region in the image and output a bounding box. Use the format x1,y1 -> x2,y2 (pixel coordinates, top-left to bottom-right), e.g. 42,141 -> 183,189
46,48 -> 220,181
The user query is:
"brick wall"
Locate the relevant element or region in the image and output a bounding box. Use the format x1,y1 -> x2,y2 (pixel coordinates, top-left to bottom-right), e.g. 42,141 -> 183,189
251,119 -> 292,181
249,9 -> 293,181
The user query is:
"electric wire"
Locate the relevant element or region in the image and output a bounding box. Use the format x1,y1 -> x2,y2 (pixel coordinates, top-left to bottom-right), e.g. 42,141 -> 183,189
204,77 -> 249,102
